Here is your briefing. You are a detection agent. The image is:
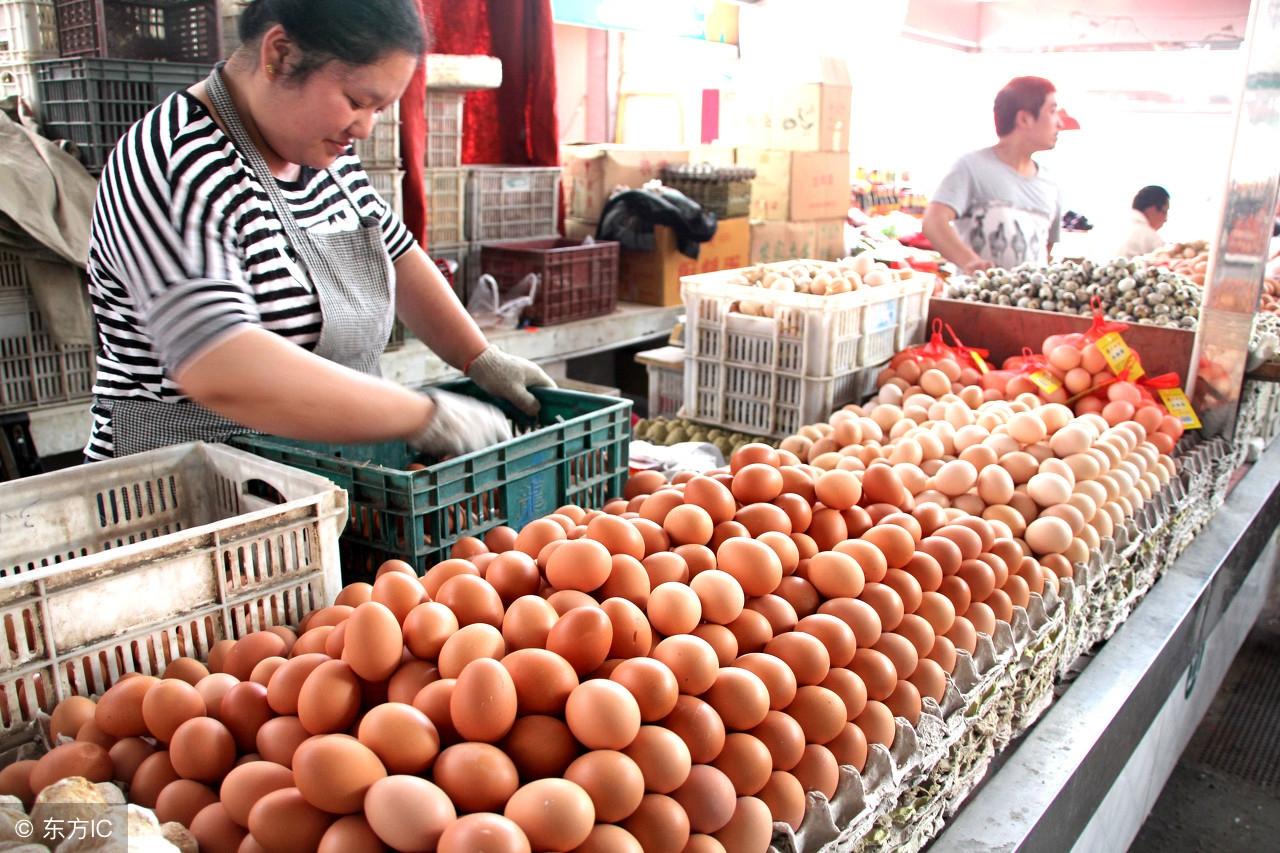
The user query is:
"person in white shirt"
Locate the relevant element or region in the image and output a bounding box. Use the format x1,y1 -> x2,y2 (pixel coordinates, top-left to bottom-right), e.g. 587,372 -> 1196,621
1115,185 -> 1169,258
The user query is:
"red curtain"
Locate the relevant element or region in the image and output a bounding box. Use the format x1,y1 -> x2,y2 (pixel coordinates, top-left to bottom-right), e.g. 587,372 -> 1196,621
400,0 -> 560,248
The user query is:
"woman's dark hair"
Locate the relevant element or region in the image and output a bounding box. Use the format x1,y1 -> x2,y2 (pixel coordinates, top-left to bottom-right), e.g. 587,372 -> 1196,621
1132,185 -> 1170,212
993,77 -> 1055,137
237,0 -> 429,78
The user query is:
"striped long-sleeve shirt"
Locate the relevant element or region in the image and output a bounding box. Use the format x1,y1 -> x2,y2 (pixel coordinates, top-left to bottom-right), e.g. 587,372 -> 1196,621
85,92 -> 415,460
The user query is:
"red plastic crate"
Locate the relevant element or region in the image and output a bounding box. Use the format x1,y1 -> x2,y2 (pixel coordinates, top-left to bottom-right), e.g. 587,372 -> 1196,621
54,0 -> 220,63
480,239 -> 620,327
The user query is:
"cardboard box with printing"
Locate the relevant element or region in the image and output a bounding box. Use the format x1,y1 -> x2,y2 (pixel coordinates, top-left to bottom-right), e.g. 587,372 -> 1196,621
750,220 -> 847,264
731,58 -> 852,152
737,149 -> 850,222
561,144 -> 689,223
621,218 -> 750,306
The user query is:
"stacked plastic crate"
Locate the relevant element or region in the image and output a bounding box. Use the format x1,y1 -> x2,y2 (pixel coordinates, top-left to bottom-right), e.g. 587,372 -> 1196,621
423,89 -> 470,302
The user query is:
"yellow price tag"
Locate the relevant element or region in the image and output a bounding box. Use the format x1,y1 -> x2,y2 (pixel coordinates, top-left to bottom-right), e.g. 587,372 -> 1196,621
1157,388 -> 1202,429
1029,370 -> 1063,395
1094,332 -> 1145,380
970,351 -> 990,374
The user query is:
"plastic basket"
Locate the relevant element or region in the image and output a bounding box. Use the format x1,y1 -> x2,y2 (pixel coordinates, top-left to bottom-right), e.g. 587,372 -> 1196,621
480,238 -> 619,327
0,0 -> 57,63
425,89 -> 462,169
466,166 -> 562,242
894,274 -> 935,351
0,251 -> 95,413
425,166 -> 466,247
35,57 -> 209,174
53,0 -> 220,63
647,363 -> 683,418
0,442 -> 347,744
0,60 -> 36,110
365,167 -> 404,218
353,101 -> 400,169
234,381 -> 632,577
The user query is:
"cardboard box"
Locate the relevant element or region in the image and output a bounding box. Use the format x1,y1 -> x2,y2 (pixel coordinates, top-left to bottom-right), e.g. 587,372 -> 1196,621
750,219 -> 847,264
621,217 -> 751,306
563,218 -> 598,242
737,149 -> 850,222
734,58 -> 851,152
561,144 -> 689,223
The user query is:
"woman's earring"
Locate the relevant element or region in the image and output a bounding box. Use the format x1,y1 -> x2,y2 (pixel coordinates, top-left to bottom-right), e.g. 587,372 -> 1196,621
266,63 -> 276,76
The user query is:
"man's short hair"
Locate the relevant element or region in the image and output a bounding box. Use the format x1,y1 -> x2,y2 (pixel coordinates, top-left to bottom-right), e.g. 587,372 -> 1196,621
994,77 -> 1056,137
1132,185 -> 1170,212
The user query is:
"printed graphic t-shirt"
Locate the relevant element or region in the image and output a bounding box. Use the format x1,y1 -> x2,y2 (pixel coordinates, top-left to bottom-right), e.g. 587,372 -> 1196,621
932,147 -> 1062,268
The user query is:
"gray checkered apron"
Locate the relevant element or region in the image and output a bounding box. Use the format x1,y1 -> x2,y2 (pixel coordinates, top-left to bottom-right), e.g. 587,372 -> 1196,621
102,64 -> 395,457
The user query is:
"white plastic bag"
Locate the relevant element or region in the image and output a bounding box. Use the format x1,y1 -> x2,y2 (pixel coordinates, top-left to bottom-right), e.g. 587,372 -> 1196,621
467,272 -> 538,330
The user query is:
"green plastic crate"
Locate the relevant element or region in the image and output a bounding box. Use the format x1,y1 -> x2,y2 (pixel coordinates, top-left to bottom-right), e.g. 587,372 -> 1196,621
232,381 -> 631,579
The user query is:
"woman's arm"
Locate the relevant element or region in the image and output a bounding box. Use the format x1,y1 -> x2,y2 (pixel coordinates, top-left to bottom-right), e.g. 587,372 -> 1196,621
394,245 -> 489,370
175,326 -> 434,441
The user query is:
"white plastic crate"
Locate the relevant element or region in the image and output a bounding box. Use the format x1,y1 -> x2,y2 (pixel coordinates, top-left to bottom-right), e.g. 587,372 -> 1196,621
636,345 -> 685,419
425,166 -> 466,246
894,273 -> 936,352
465,166 -> 562,242
0,442 -> 347,742
0,251 -> 95,412
0,0 -> 57,63
354,101 -> 400,169
426,89 -> 463,169
0,60 -> 36,111
366,168 -> 404,218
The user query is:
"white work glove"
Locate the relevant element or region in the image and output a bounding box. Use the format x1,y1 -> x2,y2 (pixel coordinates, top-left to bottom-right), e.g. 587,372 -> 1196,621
408,389 -> 513,457
465,345 -> 557,416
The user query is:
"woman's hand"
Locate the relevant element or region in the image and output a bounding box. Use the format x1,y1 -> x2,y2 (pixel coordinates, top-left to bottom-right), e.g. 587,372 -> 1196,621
466,346 -> 556,416
408,388 -> 513,456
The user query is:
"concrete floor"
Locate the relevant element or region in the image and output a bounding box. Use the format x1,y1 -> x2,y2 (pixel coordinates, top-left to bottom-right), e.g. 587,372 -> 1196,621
1130,567 -> 1280,853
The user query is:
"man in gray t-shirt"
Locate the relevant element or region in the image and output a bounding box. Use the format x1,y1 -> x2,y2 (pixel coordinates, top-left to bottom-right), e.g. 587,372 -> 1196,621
924,77 -> 1067,274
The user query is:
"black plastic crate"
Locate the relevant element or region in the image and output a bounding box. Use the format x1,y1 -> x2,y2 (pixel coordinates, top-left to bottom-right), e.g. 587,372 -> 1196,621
54,0 -> 220,64
35,57 -> 209,173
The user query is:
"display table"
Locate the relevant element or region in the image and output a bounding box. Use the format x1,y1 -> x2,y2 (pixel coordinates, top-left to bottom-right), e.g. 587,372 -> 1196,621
25,302 -> 682,457
932,442 -> 1280,853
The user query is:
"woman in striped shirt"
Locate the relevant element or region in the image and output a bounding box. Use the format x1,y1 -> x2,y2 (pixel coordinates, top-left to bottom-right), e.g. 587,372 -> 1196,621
85,0 -> 551,460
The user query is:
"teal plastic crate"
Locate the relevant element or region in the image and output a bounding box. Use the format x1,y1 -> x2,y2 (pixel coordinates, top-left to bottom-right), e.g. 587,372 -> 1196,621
232,381 -> 631,579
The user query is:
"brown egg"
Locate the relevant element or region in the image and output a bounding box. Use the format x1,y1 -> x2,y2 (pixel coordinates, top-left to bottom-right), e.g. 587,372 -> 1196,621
190,802 -> 248,853
805,552 -> 864,601
686,570 -> 744,626
364,776 -> 456,852
452,658 -> 518,743
324,620 -> 349,658
644,582 -> 700,637
208,638 -> 238,673
130,751 -> 180,808
576,824 -> 644,853
851,648 -> 898,701
745,596 -> 799,639
543,538 -> 612,593
29,742 -> 112,794
774,576 -> 820,621
653,635 -> 719,695
220,761 -> 295,827
141,679 -> 206,743
685,477 -> 737,525
734,653 -> 798,711
438,622 -> 506,678
664,504 -> 715,546
820,667 -> 868,721
860,584 -> 904,633
297,660 -> 361,735
967,601 -> 997,636
862,524 -> 915,571
504,715 -> 580,780
792,744 -> 839,799
170,717 -> 236,784
94,675 -> 158,738
663,696 -> 726,764
357,703 -> 439,774
335,582 -> 374,608
340,603 -> 404,685
50,696 -> 97,742
885,680 -> 922,726
672,764 -> 737,835
497,595 -> 554,652
290,626 -> 333,657
872,633 -> 919,683
265,654 -> 327,716
749,711 -> 805,771
710,731 -> 773,797
726,609 -> 774,655
642,552 -> 689,590
486,551 -> 542,603
854,700 -> 896,748
827,722 -> 869,771
224,632 -> 288,682
895,614 -> 937,660
539,605 -> 609,675
763,632 -> 830,687
623,793 -> 691,853
0,760 -> 35,809
436,574 -> 505,628
411,679 -> 459,743
758,770 -> 805,829
862,465 -> 907,507
566,679 -> 642,750
734,503 -> 793,539
586,514 -> 647,559
818,598 -> 882,649
786,685 -> 846,744
627,469 -> 668,499
565,750 -> 646,823
796,614 -> 857,669
702,667 -> 770,732
624,725 -> 692,793
710,520 -> 750,551
254,716 -> 308,768
250,656 -> 288,687
370,571 -> 427,624
433,742 -> 521,813
494,648 -> 576,717
714,796 -> 773,853
675,543 -> 718,577
732,464 -> 784,504
717,538 -> 783,597
807,508 -> 848,552
504,778 -> 596,852
221,681 -> 273,753
158,779 -> 221,828
833,539 -> 889,584
319,814 -> 389,853
909,658 -> 947,703
249,787 -> 335,852
106,737 -> 155,786
515,518 -> 568,559
438,813 -> 532,853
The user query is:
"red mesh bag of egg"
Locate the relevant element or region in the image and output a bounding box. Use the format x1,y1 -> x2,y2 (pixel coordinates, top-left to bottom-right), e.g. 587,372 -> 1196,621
879,319 -> 988,393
